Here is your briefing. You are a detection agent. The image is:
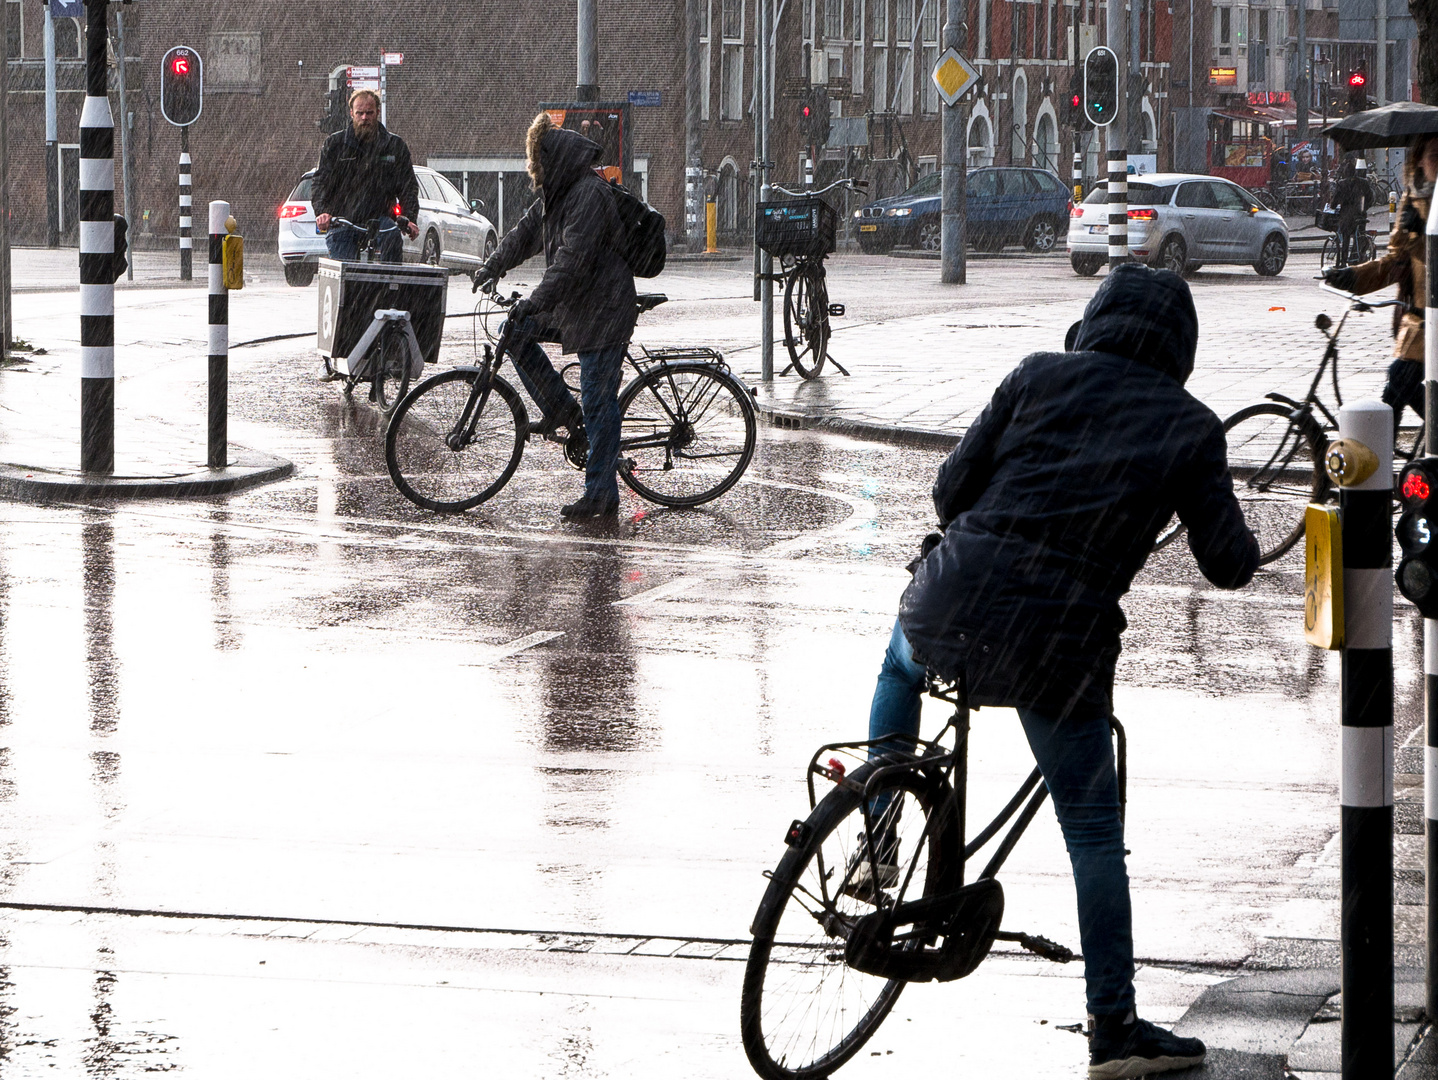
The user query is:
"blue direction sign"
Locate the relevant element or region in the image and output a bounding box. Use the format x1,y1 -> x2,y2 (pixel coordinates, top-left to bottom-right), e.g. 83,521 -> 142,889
50,0 -> 85,16
628,91 -> 661,107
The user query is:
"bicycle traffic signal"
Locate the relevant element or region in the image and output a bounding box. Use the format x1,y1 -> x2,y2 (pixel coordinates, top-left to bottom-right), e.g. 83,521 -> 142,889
1347,70 -> 1370,114
318,86 -> 347,134
1397,458 -> 1438,616
1061,70 -> 1083,127
1083,47 -> 1118,127
800,88 -> 831,147
160,46 -> 203,127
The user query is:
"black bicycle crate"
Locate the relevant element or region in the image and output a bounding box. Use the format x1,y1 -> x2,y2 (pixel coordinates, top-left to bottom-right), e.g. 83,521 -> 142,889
755,198 -> 837,258
315,259 -> 447,365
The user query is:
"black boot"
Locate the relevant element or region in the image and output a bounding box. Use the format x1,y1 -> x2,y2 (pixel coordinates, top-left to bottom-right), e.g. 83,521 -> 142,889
560,494 -> 619,520
1087,1011 -> 1205,1079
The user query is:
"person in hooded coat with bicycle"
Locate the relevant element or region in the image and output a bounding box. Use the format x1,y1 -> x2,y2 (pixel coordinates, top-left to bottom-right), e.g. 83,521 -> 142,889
863,264 -> 1258,1079
1324,132 -> 1438,430
471,113 -> 637,520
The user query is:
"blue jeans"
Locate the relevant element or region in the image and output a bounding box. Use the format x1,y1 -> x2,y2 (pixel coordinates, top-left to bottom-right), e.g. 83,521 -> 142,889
325,225 -> 402,263
867,617 -> 1135,1016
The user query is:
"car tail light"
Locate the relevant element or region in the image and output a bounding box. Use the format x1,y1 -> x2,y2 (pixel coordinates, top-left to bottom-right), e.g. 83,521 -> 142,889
1071,206 -> 1084,218
278,203 -> 307,219
393,200 -> 403,218
1127,208 -> 1157,221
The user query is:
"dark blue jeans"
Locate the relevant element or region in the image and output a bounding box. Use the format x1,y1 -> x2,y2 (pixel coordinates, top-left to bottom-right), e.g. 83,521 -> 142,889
867,617 -> 1135,1016
325,224 -> 402,263
506,321 -> 625,505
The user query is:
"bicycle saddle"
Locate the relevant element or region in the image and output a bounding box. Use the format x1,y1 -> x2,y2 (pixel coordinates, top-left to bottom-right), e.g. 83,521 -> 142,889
636,293 -> 668,314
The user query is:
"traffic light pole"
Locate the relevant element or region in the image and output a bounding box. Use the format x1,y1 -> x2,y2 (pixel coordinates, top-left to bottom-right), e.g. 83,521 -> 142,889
1105,0 -> 1128,266
79,0 -> 114,474
1425,178 -> 1438,1033
179,126 -> 192,281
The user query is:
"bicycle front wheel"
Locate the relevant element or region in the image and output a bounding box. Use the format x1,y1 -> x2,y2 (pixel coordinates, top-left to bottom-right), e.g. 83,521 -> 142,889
741,763 -> 960,1080
1319,235 -> 1339,272
783,263 -> 830,379
618,362 -> 756,507
1223,402 -> 1328,564
371,326 -> 413,413
385,369 -> 527,512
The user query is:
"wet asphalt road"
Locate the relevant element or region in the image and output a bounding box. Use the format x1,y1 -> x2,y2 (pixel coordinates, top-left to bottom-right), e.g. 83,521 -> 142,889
0,265 -> 1423,1077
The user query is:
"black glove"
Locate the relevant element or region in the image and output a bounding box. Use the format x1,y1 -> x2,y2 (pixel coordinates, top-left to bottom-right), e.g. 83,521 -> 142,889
471,260 -> 501,294
1402,203 -> 1425,236
1323,266 -> 1358,291
507,297 -> 537,327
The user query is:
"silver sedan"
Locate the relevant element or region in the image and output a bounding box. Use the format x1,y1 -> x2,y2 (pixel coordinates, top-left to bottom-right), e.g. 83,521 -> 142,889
1066,172 -> 1289,278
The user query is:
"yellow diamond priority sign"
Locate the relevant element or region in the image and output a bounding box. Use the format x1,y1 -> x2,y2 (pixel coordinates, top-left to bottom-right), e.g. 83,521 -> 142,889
931,48 -> 979,107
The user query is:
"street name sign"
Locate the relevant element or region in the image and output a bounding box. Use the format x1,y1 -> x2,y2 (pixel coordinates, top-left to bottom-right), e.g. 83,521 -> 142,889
628,91 -> 661,107
931,48 -> 979,107
382,53 -> 404,65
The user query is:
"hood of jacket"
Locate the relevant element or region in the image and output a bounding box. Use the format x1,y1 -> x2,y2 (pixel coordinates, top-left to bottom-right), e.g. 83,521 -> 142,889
539,128 -> 603,207
1072,263 -> 1198,386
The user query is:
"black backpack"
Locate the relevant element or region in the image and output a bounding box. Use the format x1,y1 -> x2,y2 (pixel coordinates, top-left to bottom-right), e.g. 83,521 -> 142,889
602,175 -> 667,278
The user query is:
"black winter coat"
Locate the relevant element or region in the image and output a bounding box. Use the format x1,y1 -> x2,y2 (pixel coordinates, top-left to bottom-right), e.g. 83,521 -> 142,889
899,264 -> 1259,718
489,128 -> 637,354
312,123 -> 420,227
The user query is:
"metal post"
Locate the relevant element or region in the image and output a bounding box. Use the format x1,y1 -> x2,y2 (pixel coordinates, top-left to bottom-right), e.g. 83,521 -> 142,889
1106,0 -> 1128,265
0,6 -> 10,358
1424,190 -> 1438,1033
379,56 -> 387,127
759,0 -> 774,381
114,10 -> 133,282
44,0 -> 58,248
79,0 -> 114,474
207,201 -> 229,469
1338,399 -> 1394,1080
685,0 -> 704,251
577,0 -> 599,102
939,0 -> 967,284
1297,0 -> 1308,139
179,126 -> 192,281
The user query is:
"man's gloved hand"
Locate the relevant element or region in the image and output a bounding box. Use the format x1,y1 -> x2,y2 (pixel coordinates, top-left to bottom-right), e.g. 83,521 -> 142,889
1402,203 -> 1425,236
507,297 -> 537,326
1323,266 -> 1358,291
471,260 -> 501,294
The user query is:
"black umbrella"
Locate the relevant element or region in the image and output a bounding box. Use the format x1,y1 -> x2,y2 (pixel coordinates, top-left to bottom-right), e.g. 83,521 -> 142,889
1319,100 -> 1438,152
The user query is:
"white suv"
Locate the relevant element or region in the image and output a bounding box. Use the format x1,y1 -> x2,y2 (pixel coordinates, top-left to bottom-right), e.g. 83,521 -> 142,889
277,165 -> 499,287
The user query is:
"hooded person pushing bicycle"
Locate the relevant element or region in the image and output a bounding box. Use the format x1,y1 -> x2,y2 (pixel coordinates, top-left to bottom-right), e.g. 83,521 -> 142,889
470,112 -> 637,520
868,265 -> 1259,1079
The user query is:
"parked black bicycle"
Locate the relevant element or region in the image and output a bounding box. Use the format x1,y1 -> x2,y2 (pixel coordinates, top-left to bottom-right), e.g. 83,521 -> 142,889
1156,283 -> 1423,563
759,178 -> 866,380
741,675 -> 1108,1079
384,289 -> 758,512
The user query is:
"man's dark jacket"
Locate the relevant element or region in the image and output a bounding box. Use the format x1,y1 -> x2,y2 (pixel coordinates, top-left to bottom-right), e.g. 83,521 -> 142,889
312,122 -> 420,227
1334,173 -> 1370,224
488,127 -> 636,354
899,264 -> 1259,717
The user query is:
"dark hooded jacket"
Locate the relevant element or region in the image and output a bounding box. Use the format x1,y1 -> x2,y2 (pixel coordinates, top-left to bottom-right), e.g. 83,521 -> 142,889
489,128 -> 637,353
898,264 -> 1259,716
312,122 -> 420,226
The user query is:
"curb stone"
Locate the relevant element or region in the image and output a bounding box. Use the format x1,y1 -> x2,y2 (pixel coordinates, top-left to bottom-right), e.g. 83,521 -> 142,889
0,447 -> 295,502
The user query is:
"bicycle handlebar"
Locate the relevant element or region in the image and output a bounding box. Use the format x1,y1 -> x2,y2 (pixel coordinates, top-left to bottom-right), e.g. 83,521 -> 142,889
1319,281 -> 1412,312
317,214 -> 410,235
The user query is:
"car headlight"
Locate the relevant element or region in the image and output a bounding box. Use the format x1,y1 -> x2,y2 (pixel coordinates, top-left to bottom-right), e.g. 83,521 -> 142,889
853,209 -> 863,219
887,207 -> 912,217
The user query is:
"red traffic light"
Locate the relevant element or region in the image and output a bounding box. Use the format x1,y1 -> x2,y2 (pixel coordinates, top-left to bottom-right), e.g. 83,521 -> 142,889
801,104 -> 812,118
1071,93 -> 1081,108
172,55 -> 190,77
1348,71 -> 1367,88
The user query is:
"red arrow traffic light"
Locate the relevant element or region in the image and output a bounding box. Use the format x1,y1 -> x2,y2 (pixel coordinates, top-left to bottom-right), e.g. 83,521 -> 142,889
172,55 -> 190,77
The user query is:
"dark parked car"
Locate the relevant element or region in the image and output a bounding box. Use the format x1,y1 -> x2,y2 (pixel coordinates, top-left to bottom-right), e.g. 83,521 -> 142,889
854,166 -> 1072,254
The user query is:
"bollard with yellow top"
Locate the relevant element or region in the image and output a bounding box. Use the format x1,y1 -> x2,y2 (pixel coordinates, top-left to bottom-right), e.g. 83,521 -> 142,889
706,196 -> 719,254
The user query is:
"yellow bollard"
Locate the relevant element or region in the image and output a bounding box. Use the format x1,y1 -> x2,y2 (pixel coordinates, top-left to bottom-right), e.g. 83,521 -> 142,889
706,199 -> 719,254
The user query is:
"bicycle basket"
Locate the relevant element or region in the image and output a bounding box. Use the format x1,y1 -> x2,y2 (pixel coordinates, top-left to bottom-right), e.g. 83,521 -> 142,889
755,198 -> 837,259
1314,208 -> 1340,233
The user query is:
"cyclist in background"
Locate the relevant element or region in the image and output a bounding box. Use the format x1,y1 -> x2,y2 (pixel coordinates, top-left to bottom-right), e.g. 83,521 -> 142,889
1331,158 -> 1370,267
312,89 -> 420,263
1324,133 -> 1438,431
865,264 -> 1258,1079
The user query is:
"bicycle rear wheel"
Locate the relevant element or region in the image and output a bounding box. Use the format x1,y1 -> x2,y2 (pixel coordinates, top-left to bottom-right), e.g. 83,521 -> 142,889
1223,402 -> 1328,564
741,763 -> 960,1080
783,263 -> 830,379
618,362 -> 756,507
371,326 -> 413,413
385,368 -> 527,512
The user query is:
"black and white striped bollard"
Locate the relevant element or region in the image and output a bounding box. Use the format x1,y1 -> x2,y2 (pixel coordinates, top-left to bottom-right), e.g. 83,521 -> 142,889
1424,181 -> 1438,1030
1106,149 -> 1127,268
79,0 -> 113,474
1072,148 -> 1083,202
207,201 -> 229,469
1333,400 -> 1394,1079
179,127 -> 192,281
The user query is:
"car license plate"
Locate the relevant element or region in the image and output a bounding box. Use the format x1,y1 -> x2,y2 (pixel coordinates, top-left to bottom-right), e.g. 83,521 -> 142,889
1088,225 -> 1107,234
860,224 -> 878,232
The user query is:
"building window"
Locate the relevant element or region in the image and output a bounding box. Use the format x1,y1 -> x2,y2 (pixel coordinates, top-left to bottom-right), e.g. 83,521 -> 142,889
1012,2 -> 1028,60
1217,7 -> 1230,57
700,0 -> 711,120
721,0 -> 744,120
920,0 -> 938,112
873,45 -> 889,109
981,0 -> 993,58
54,16 -> 80,59
826,0 -> 845,41
896,0 -> 913,41
6,0 -> 21,60
1012,72 -> 1028,158
870,0 -> 886,39
1047,0 -> 1058,60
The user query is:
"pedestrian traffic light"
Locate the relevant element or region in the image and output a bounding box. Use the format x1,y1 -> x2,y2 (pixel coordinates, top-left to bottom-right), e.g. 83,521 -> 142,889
1083,47 -> 1118,127
160,46 -> 203,127
805,88 -> 831,148
1397,458 -> 1438,616
318,86 -> 347,134
1347,70 -> 1369,114
800,98 -> 815,143
111,214 -> 128,284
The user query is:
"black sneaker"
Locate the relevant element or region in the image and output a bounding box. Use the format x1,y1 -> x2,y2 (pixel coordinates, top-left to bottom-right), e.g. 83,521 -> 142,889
560,495 -> 619,520
1088,1012 -> 1205,1079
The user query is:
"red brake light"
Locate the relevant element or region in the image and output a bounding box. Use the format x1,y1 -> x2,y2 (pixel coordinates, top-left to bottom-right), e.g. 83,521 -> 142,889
1071,206 -> 1084,218
278,203 -> 306,219
1404,471 -> 1431,502
1127,208 -> 1156,221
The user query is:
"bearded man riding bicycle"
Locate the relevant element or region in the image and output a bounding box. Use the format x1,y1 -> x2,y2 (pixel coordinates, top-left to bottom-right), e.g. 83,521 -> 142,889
866,265 -> 1259,1079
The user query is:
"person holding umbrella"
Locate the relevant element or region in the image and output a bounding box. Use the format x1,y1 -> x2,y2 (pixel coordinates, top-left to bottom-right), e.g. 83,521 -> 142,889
1323,132 -> 1438,428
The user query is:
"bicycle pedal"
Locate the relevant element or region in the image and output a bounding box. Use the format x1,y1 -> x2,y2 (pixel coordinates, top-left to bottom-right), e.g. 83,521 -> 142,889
827,304 -> 846,317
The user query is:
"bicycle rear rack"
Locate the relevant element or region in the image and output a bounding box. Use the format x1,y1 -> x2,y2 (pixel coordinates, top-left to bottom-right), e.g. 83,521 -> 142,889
632,344 -> 727,368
